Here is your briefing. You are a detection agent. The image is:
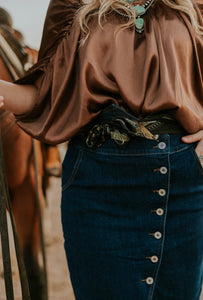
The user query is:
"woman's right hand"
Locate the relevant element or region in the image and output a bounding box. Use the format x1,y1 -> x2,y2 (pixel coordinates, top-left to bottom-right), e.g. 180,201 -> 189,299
0,96 -> 4,108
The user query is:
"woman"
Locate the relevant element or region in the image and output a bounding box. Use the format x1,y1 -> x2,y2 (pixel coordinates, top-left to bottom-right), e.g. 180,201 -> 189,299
0,0 -> 203,299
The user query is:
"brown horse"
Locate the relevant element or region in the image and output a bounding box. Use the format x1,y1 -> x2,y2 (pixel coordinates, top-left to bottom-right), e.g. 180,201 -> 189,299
0,54 -> 46,299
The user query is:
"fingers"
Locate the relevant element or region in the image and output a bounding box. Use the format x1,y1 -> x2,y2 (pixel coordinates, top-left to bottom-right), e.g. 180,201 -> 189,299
0,96 -> 4,108
194,139 -> 203,157
181,130 -> 203,143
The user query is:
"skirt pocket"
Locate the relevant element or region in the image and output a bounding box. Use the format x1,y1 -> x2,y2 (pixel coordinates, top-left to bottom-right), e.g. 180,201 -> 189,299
62,146 -> 83,191
190,144 -> 203,177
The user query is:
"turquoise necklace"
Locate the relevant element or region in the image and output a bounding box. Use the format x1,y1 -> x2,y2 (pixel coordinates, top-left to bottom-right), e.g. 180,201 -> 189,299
115,0 -> 154,33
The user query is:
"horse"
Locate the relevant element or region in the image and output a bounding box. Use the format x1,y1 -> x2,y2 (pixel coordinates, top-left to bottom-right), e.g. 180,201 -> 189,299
0,42 -> 46,300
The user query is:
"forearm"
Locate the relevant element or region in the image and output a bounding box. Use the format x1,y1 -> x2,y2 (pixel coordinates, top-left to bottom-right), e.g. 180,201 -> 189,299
0,80 -> 38,115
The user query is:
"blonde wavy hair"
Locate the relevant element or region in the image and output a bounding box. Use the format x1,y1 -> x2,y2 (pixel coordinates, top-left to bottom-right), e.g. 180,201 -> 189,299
77,0 -> 203,44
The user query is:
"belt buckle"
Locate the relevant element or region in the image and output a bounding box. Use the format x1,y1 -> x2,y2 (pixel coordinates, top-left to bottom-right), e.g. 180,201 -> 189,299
107,127 -> 130,146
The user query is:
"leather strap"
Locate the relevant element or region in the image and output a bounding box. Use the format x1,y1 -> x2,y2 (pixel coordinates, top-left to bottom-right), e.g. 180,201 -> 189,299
0,147 -> 14,299
32,139 -> 48,300
0,128 -> 31,300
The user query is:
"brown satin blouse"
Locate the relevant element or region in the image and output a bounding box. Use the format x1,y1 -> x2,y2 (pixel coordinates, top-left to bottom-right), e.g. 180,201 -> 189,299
15,0 -> 203,144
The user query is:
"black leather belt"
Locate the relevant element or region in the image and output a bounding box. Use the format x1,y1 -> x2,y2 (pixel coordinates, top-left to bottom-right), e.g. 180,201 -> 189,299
79,104 -> 186,148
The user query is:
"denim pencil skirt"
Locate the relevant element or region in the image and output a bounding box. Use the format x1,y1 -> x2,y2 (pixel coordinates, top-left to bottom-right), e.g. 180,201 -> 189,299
61,134 -> 203,300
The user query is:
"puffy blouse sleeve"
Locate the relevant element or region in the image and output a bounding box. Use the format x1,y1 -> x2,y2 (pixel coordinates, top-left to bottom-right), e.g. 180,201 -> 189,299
15,0 -> 81,144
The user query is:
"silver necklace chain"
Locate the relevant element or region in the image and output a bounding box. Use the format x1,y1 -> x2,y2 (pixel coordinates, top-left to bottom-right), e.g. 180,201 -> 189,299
113,0 -> 154,33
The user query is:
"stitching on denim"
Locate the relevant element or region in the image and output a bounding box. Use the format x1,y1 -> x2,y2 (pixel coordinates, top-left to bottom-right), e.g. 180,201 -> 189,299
148,151 -> 171,300
148,152 -> 170,299
82,148 -> 168,156
62,149 -> 83,191
169,145 -> 191,155
190,147 -> 203,176
148,214 -> 164,299
78,144 -> 191,157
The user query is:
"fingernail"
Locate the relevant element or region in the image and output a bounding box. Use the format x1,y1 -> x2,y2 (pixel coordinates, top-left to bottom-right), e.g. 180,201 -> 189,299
182,137 -> 191,143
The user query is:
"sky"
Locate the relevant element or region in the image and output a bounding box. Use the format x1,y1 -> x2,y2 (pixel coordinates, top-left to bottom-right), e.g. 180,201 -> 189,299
1,0 -> 50,49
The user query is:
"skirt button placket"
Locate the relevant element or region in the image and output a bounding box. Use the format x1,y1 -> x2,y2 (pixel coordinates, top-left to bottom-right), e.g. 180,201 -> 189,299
143,138 -> 168,293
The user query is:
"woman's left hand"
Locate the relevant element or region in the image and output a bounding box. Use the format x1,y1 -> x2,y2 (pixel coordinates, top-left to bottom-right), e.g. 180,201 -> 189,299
182,130 -> 203,165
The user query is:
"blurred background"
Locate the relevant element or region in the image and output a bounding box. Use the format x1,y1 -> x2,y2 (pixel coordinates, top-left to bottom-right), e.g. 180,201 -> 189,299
1,0 -> 50,49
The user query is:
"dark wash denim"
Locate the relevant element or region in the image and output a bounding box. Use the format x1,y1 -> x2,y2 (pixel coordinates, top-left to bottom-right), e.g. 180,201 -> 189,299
61,134 -> 203,300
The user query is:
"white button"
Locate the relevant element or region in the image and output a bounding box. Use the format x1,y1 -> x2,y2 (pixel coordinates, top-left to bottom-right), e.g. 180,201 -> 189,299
151,256 -> 159,263
160,166 -> 167,174
156,208 -> 164,216
158,189 -> 166,196
154,231 -> 162,239
158,142 -> 166,149
146,277 -> 154,285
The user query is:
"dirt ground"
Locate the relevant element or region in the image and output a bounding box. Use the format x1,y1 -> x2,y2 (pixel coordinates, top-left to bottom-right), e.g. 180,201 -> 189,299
0,176 -> 75,300
0,176 -> 203,300
42,177 -> 75,300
